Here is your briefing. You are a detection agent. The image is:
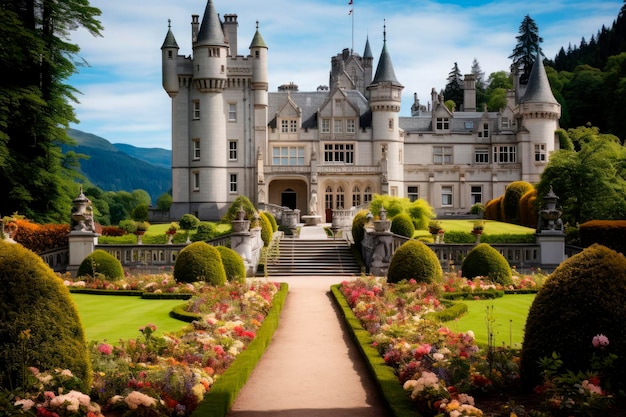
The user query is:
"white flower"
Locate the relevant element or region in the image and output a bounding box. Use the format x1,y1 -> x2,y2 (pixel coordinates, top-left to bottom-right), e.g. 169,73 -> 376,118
124,391 -> 156,410
14,399 -> 35,411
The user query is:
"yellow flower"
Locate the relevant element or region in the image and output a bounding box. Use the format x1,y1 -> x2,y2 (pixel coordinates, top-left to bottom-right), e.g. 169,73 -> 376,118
510,413 -> 518,417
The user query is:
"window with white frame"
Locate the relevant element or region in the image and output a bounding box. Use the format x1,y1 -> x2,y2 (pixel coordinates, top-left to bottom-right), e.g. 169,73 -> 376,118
289,119 -> 298,133
352,186 -> 361,207
441,185 -> 453,206
324,143 -> 354,164
364,186 -> 372,204
471,185 -> 482,205
501,117 -> 510,129
272,146 -> 305,165
493,145 -> 517,163
228,140 -> 237,161
228,103 -> 237,121
478,122 -> 489,138
193,101 -> 200,120
474,147 -> 489,164
534,143 -> 547,162
407,186 -> 419,202
321,119 -> 330,133
334,119 -> 343,133
192,171 -> 200,191
192,139 -> 200,160
281,120 -> 289,133
336,186 -> 345,209
436,117 -> 450,130
229,174 -> 237,193
346,119 -> 356,133
433,146 -> 453,164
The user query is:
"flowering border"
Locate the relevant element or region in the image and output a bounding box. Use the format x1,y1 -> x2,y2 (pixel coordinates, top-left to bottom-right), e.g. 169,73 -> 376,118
330,284 -> 416,417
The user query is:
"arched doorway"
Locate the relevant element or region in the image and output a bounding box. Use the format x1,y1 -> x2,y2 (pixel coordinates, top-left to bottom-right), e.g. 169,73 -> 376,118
268,179 -> 308,212
281,188 -> 297,210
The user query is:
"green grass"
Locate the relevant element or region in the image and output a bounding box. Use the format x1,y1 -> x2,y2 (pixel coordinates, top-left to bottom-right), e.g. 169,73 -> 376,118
447,294 -> 535,348
71,294 -> 189,343
415,220 -> 535,238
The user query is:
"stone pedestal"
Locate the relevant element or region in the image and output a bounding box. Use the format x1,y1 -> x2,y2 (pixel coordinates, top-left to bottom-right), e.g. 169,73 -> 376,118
68,231 -> 99,276
537,232 -> 565,267
370,233 -> 393,277
302,215 -> 322,226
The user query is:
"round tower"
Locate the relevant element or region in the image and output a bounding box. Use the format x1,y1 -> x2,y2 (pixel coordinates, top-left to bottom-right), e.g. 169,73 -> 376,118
161,20 -> 180,98
367,24 -> 404,195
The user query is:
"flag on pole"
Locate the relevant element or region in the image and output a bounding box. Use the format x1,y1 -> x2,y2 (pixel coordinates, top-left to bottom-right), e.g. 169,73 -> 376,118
348,0 -> 353,4
348,9 -> 353,15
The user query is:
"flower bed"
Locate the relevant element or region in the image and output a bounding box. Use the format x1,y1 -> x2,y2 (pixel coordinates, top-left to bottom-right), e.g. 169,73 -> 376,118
337,275 -> 621,417
7,279 -> 285,417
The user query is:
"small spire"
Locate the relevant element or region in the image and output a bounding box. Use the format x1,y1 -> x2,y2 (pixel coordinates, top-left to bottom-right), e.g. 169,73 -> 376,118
168,19 -> 171,29
256,20 -> 259,30
383,19 -> 387,43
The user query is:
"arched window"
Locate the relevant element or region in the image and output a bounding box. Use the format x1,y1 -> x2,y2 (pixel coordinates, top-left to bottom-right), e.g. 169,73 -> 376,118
352,185 -> 361,207
364,186 -> 372,204
336,186 -> 345,209
325,186 -> 333,210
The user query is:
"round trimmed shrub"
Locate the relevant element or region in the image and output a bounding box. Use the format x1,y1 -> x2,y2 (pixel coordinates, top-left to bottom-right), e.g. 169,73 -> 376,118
217,246 -> 246,283
173,242 -> 226,285
264,211 -> 278,232
0,241 -> 92,389
179,214 -> 200,232
391,213 -> 415,238
222,196 -> 256,223
258,211 -> 273,247
191,221 -> 217,242
519,188 -> 537,229
77,249 -> 124,280
351,209 -> 369,250
461,243 -> 512,286
503,181 -> 533,224
520,244 -> 626,391
387,240 -> 442,284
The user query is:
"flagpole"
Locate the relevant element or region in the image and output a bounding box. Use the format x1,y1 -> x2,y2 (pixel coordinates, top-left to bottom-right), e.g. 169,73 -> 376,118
349,0 -> 354,54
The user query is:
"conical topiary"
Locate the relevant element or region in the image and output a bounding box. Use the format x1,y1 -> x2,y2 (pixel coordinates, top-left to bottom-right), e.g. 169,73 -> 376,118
0,241 -> 92,389
520,244 -> 626,391
461,243 -> 512,286
387,240 -> 442,284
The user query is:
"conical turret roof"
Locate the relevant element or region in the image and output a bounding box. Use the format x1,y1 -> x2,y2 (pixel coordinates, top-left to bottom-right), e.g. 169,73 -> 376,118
249,22 -> 267,49
196,0 -> 226,46
521,56 -> 558,104
372,40 -> 401,85
363,37 -> 373,59
161,22 -> 179,49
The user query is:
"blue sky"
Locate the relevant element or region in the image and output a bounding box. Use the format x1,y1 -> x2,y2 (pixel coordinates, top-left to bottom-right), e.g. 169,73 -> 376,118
68,0 -> 622,150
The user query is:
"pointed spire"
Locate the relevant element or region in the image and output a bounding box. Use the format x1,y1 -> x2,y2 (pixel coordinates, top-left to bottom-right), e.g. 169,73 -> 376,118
521,56 -> 558,104
372,20 -> 401,85
363,36 -> 373,59
161,19 -> 179,49
196,0 -> 226,46
249,20 -> 268,49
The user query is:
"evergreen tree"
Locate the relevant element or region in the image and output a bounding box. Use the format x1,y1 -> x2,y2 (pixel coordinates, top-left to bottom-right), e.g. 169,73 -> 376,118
471,58 -> 488,110
509,14 -> 543,85
0,0 -> 102,222
443,62 -> 463,110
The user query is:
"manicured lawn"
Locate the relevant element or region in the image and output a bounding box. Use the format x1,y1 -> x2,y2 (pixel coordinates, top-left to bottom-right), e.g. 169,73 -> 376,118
71,294 -> 190,343
415,220 -> 534,238
447,294 -> 536,348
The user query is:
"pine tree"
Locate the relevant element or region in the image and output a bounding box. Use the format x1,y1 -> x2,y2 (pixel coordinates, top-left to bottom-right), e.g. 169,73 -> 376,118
509,14 -> 543,85
471,58 -> 488,110
443,62 -> 463,110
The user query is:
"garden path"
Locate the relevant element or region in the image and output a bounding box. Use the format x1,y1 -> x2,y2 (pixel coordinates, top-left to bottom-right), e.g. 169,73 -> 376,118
227,225 -> 390,416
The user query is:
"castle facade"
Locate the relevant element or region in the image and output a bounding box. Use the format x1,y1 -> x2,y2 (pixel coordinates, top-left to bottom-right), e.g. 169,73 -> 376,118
162,0 -> 561,221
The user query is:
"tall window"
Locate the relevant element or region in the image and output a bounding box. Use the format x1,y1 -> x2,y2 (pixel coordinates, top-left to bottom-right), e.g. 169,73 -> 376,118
324,143 -> 354,164
441,186 -> 453,206
478,122 -> 489,138
364,186 -> 372,204
534,143 -> 546,162
493,145 -> 517,163
228,103 -> 237,121
471,185 -> 482,205
334,120 -> 343,133
388,118 -> 394,130
407,186 -> 419,202
474,147 -> 489,164
346,119 -> 356,133
228,140 -> 237,161
192,139 -> 200,160
321,119 -> 330,133
272,146 -> 305,165
229,174 -> 237,193
436,117 -> 450,130
325,186 -> 333,210
336,186 -> 345,209
193,101 -> 200,120
433,146 -> 452,164
192,171 -> 200,191
290,120 -> 298,132
352,186 -> 361,207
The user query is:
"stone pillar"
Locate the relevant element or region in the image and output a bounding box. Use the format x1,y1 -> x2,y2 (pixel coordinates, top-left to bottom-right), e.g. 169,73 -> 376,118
536,186 -> 565,268
369,208 -> 393,276
231,207 -> 255,276
68,189 -> 99,276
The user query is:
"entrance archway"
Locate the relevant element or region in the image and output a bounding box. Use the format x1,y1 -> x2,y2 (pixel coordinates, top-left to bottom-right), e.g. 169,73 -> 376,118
268,179 -> 307,212
281,188 -> 297,210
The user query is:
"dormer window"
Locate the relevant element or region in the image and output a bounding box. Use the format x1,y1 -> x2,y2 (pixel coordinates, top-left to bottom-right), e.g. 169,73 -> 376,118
436,117 -> 450,130
478,123 -> 489,138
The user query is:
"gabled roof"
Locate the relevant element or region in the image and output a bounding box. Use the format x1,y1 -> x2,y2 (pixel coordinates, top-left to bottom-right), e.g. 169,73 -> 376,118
521,57 -> 558,104
196,0 -> 226,47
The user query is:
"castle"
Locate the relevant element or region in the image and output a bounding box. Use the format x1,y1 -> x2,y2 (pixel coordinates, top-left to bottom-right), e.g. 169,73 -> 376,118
161,0 -> 561,221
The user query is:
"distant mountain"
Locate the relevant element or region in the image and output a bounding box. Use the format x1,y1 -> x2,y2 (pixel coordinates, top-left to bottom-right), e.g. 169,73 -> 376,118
65,129 -> 172,203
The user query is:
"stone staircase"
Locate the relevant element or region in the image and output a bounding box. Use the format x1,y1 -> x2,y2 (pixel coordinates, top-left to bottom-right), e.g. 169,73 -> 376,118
266,238 -> 361,276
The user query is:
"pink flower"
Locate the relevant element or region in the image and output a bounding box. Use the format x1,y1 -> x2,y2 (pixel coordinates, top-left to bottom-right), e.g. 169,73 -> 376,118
592,334 -> 609,348
97,343 -> 113,355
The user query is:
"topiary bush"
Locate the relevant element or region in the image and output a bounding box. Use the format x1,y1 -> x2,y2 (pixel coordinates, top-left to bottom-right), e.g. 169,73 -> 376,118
258,211 -> 273,247
461,243 -> 512,286
0,240 -> 92,390
216,246 -> 246,283
191,221 -> 217,242
387,240 -> 443,284
390,213 -> 415,238
520,244 -> 626,392
502,181 -> 533,224
519,188 -> 538,229
221,196 -> 257,223
264,211 -> 278,233
77,249 -> 124,280
351,209 -> 369,251
173,242 -> 226,285
483,196 -> 502,221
